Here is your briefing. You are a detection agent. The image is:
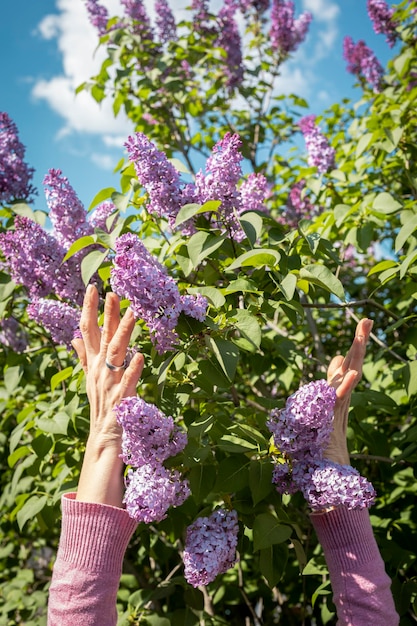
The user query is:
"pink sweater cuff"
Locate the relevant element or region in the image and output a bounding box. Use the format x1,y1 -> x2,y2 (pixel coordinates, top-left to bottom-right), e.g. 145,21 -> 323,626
57,493 -> 138,574
310,506 -> 380,571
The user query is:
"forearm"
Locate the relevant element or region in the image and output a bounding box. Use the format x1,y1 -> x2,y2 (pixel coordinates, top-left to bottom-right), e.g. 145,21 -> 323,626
76,438 -> 125,508
311,507 -> 399,626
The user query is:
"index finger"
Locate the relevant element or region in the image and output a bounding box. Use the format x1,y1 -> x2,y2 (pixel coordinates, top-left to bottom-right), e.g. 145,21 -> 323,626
79,285 -> 101,355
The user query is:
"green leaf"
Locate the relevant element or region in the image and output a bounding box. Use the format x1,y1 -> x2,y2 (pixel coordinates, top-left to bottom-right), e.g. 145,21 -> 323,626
240,211 -> 263,246
187,231 -> 226,268
215,456 -> 249,492
259,543 -> 288,587
299,264 -> 345,300
187,286 -> 225,308
16,495 -> 48,531
189,465 -> 217,504
51,366 -> 73,392
205,336 -> 239,381
62,235 -> 97,262
87,187 -> 116,212
403,361 -> 417,397
222,279 -> 259,294
37,412 -> 70,435
367,259 -> 397,276
81,249 -> 110,285
249,460 -> 274,505
218,435 -> 257,453
279,272 -> 297,301
232,309 -> 262,352
395,214 -> 417,253
372,192 -> 402,214
227,248 -> 280,271
356,133 -> 373,157
175,200 -> 221,227
111,191 -> 130,212
253,513 -> 292,550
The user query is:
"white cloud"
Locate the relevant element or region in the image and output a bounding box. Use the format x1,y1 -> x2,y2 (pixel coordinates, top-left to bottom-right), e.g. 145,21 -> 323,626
91,152 -> 119,169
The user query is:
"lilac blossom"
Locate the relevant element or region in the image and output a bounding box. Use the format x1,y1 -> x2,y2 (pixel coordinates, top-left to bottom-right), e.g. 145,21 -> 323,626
216,1 -> 244,88
43,169 -> 93,249
27,298 -> 81,348
279,180 -> 319,228
239,173 -> 270,214
195,132 -> 243,238
299,115 -> 336,174
183,509 -> 239,587
180,294 -> 208,322
125,133 -> 182,226
367,0 -> 398,47
0,316 -> 28,353
267,380 -> 336,456
0,112 -> 36,205
155,0 -> 177,43
300,460 -> 377,510
123,464 -> 190,523
115,397 -> 188,466
121,0 -> 154,39
110,233 -> 207,353
270,0 -> 312,56
88,201 -> 117,232
239,0 -> 270,13
84,0 -> 109,36
343,36 -> 384,92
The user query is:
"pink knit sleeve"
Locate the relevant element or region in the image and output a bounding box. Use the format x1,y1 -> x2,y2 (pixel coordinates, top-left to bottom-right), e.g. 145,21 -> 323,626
311,507 -> 399,626
47,493 -> 138,626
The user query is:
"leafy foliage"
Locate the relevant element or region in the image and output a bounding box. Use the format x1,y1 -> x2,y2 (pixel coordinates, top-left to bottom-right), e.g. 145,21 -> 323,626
1,1 -> 417,624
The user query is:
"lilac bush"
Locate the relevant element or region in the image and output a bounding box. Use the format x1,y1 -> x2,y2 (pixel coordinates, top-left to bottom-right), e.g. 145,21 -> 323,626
183,509 -> 239,587
0,112 -> 36,205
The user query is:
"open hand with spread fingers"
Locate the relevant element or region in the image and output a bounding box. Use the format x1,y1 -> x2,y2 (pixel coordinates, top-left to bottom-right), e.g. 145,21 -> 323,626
72,285 -> 144,507
324,318 -> 373,466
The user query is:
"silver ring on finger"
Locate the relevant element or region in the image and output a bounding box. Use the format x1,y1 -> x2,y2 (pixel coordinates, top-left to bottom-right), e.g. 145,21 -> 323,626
105,358 -> 127,372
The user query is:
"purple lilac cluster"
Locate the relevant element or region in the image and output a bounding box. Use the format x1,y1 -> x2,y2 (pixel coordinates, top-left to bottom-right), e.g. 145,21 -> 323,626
110,233 -> 207,353
125,132 -> 269,241
114,396 -> 189,523
44,169 -> 94,248
155,0 -> 177,43
367,0 -> 398,47
0,112 -> 36,205
0,316 -> 28,353
88,201 -> 117,232
343,37 -> 384,92
278,180 -> 319,229
121,0 -> 154,40
239,0 -> 270,13
124,465 -> 190,524
299,115 -> 336,174
27,298 -> 81,349
84,0 -> 109,36
183,509 -> 239,587
270,0 -> 312,56
115,397 -> 188,466
216,0 -> 244,89
267,380 -> 376,510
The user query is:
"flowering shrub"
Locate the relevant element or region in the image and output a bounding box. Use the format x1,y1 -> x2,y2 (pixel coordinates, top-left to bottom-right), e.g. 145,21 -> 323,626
1,0 -> 417,624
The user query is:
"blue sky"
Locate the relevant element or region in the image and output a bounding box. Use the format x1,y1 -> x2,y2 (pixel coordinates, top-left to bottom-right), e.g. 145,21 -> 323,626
1,0 -> 397,213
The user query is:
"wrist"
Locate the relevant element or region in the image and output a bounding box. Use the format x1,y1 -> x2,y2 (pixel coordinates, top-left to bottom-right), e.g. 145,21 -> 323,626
76,439 -> 125,507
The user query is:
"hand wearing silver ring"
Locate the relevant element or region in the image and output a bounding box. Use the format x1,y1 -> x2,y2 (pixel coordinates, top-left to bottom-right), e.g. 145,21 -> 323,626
105,359 -> 127,371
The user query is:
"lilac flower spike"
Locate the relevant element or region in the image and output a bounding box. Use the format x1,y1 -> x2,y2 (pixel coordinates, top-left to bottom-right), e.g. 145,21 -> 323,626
125,133 -> 182,226
124,464 -> 190,523
155,0 -> 177,44
0,112 -> 36,204
367,0 -> 398,47
121,0 -> 154,39
84,0 -> 109,36
43,169 -> 93,249
270,0 -> 312,56
267,380 -> 377,510
0,317 -> 28,353
299,115 -> 336,174
267,379 -> 336,457
216,0 -> 244,88
183,509 -> 239,587
27,298 -> 81,349
343,36 -> 384,92
279,180 -> 319,229
115,397 -> 188,467
110,233 -> 207,353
